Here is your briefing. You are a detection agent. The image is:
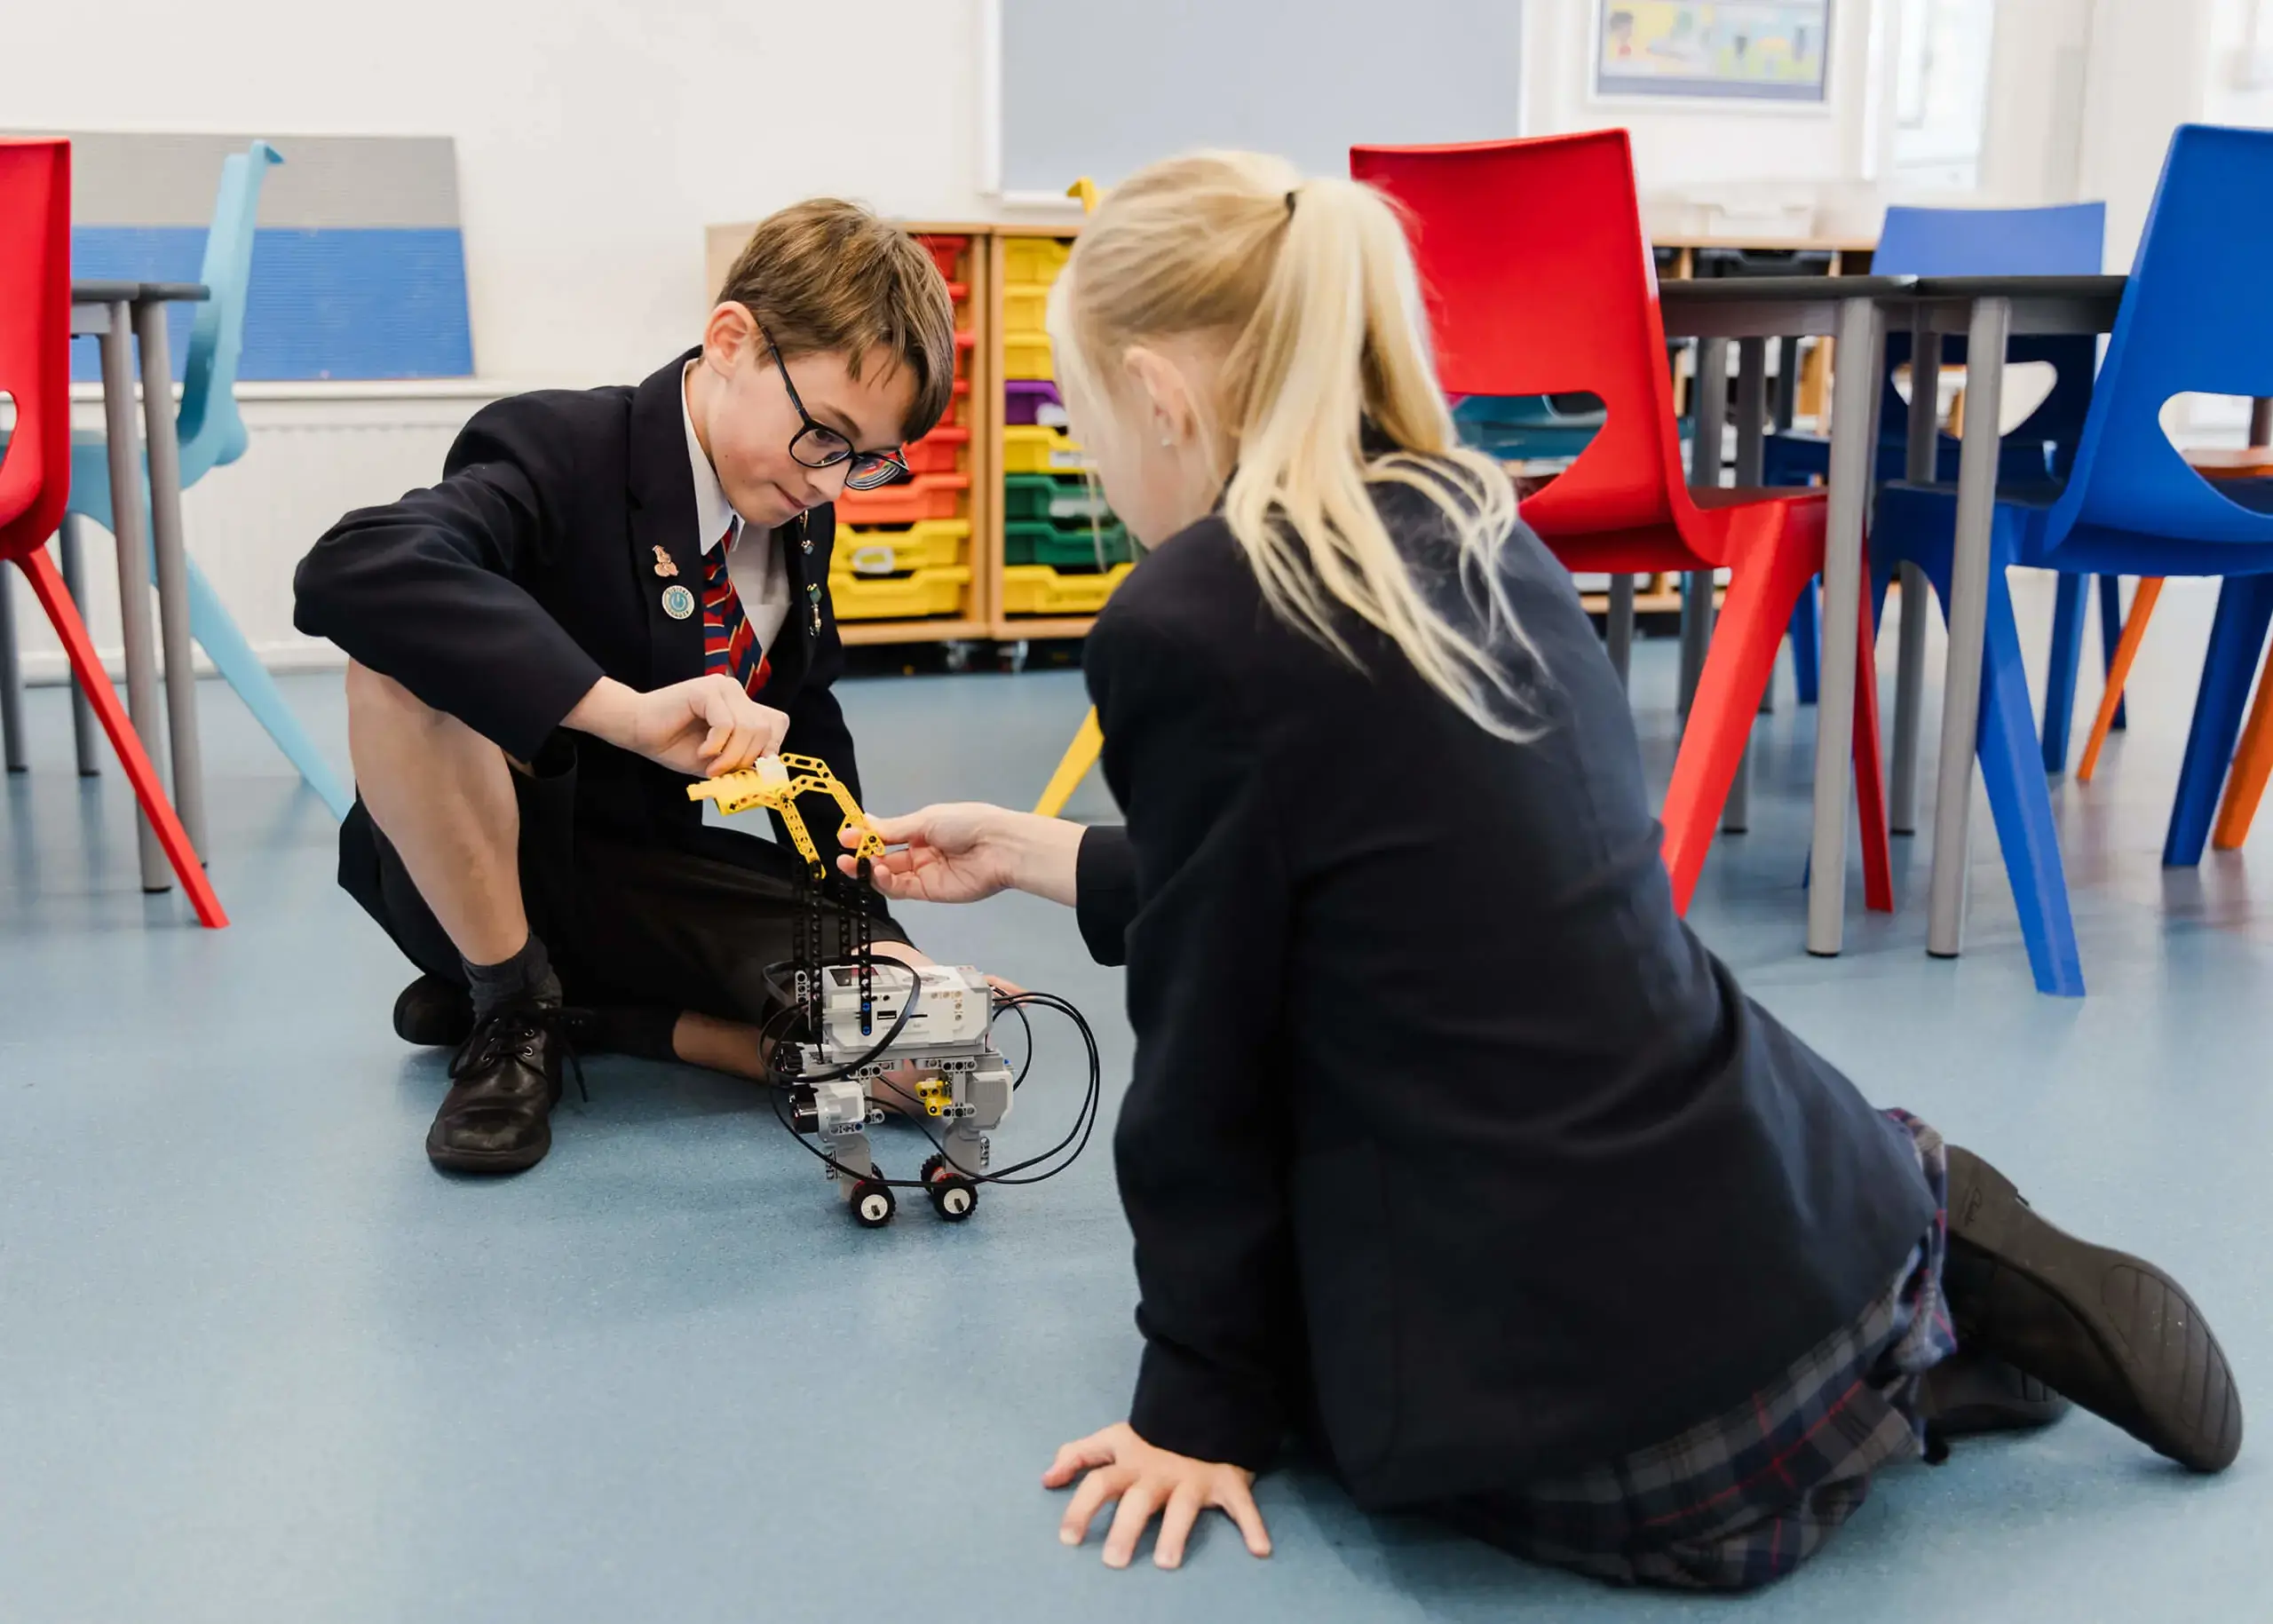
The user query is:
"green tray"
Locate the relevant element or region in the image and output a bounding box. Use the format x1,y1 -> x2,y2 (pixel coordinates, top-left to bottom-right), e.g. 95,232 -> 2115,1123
1003,519 -> 1132,569
1003,472 -> 1111,525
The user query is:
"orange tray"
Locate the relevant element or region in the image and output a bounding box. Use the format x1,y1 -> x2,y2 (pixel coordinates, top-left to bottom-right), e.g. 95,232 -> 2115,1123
904,424 -> 970,475
835,471 -> 970,526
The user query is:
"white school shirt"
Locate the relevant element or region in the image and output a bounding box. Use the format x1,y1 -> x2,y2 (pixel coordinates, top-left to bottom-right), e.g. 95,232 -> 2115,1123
682,360 -> 792,660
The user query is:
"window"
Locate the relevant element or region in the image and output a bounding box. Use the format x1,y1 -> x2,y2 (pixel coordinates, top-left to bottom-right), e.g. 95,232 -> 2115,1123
1892,0 -> 1997,189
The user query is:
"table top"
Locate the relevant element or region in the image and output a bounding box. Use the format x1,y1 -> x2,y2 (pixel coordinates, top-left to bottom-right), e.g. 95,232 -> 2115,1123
1660,274 -> 1917,304
70,281 -> 211,305
1907,273 -> 2126,301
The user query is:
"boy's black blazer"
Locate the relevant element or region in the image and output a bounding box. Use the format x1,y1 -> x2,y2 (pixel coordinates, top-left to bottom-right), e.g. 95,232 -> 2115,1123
296,349 -> 875,871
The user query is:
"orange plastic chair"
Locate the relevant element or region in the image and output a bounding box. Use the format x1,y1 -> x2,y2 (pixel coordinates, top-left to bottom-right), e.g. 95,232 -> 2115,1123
0,139 -> 226,926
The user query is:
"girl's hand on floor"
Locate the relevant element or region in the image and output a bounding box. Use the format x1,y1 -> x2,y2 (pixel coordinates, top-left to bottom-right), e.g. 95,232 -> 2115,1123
1044,1421 -> 1271,1570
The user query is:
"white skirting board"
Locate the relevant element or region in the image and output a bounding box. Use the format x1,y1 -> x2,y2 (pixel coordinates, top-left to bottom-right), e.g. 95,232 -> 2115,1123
4,379 -> 509,684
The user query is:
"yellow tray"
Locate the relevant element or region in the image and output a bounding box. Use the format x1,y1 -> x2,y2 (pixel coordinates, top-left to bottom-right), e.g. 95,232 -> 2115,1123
1002,424 -> 1089,474
1003,333 -> 1055,380
837,519 -> 970,576
1002,281 -> 1051,336
1001,562 -> 1135,616
828,565 -> 972,620
1003,236 -> 1072,284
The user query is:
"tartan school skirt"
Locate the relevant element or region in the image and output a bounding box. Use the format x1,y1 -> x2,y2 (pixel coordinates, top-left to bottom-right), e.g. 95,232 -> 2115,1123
1436,1110 -> 1959,1593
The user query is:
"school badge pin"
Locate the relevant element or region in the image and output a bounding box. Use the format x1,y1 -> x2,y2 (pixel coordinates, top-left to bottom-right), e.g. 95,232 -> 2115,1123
661,584 -> 696,620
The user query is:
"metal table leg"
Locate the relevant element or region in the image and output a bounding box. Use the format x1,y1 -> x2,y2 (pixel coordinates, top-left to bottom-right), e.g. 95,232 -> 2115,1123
133,299 -> 206,860
58,516 -> 101,775
1927,298 -> 2013,958
1808,297 -> 1886,956
1680,337 -> 1730,717
1724,337 -> 1768,832
1889,320 -> 1941,835
98,303 -> 171,892
0,561 -> 22,772
1606,574 -> 1635,688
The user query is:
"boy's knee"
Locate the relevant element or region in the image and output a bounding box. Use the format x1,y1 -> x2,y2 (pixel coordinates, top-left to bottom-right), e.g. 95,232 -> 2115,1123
345,660 -> 431,722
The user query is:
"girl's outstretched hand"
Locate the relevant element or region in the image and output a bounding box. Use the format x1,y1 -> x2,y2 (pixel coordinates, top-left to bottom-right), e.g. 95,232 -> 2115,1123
1044,1421 -> 1271,1571
839,804 -> 1021,904
837,804 -> 1086,909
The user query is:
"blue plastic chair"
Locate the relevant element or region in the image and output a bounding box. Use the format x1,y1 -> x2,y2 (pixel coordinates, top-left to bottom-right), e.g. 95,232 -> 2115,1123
61,142 -> 351,818
1768,203 -> 2109,709
1870,125 -> 2273,997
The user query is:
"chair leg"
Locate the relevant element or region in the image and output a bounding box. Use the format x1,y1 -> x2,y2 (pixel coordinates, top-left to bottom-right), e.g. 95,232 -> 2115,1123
181,554 -> 353,819
1661,548 -> 1810,913
57,515 -> 100,776
0,557 -> 23,772
1974,576 -> 2086,995
1788,575 -> 1821,705
1034,709 -> 1104,818
2040,571 -> 2090,775
12,551 -> 228,927
2097,573 -> 2129,732
2165,574 -> 2273,867
2077,577 -> 2163,782
2212,654 -> 2273,850
1849,566 -> 1894,915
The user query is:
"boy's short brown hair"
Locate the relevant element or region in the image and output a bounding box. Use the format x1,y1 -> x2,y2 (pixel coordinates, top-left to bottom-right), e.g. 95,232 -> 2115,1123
716,199 -> 957,444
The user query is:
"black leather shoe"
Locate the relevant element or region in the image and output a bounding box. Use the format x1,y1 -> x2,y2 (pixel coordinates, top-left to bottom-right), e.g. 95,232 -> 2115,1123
393,973 -> 474,1048
1944,1145 -> 2242,1472
1918,1351 -> 2071,1436
426,1000 -> 572,1175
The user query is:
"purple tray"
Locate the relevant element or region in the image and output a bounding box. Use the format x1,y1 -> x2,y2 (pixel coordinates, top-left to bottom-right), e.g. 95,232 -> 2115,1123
1004,380 -> 1065,426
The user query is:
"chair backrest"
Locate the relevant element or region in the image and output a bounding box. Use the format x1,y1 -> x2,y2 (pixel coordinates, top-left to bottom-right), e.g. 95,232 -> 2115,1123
175,140 -> 283,487
1351,131 -> 1688,543
1876,203 -> 2105,277
1877,202 -> 2105,475
2053,124 -> 2273,556
0,139 -> 72,558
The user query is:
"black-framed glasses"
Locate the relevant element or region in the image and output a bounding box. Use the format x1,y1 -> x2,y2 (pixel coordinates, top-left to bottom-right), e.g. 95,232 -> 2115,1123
763,329 -> 910,491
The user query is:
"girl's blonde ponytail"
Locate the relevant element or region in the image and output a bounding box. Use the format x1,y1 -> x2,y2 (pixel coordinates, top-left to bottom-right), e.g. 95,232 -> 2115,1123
1049,151 -> 1537,739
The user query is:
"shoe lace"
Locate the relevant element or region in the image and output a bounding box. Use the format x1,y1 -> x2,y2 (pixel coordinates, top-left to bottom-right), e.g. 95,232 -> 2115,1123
449,1002 -> 590,1105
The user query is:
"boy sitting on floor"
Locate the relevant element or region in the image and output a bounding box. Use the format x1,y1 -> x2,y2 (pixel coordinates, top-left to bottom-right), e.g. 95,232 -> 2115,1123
296,200 -> 959,1176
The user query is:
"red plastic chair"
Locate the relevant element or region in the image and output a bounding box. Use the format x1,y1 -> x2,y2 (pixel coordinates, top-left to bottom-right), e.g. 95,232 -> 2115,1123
1350,131 -> 1891,915
0,139 -> 226,927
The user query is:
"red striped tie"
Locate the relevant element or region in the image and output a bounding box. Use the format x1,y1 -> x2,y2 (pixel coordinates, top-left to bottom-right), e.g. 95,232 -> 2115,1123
701,524 -> 772,698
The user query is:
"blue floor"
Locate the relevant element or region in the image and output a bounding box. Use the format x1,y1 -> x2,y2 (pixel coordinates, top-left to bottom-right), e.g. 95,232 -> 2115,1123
2,578 -> 2267,1621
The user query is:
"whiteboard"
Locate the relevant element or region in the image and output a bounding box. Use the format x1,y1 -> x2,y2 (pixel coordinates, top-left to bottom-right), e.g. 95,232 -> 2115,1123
998,0 -> 1526,196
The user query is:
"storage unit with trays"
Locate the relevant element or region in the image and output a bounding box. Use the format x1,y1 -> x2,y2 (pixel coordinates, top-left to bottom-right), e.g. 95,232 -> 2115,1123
991,229 -> 1136,641
825,229 -> 991,640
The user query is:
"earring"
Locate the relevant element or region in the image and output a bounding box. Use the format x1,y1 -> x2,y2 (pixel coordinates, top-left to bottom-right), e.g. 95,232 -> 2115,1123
1159,434 -> 1175,448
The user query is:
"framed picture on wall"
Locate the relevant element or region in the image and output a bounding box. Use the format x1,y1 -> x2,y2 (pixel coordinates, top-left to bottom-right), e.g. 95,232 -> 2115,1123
1595,1 -> 1832,104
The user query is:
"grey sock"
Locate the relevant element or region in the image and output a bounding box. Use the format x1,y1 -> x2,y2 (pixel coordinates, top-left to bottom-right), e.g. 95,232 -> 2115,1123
462,933 -> 561,1021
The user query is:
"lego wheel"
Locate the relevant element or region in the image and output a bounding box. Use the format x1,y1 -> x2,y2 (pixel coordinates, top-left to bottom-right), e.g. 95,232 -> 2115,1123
930,1174 -> 978,1223
850,1177 -> 896,1228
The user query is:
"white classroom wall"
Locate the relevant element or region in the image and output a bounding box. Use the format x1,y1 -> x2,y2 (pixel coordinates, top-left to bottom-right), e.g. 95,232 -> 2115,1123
1,0 -> 995,387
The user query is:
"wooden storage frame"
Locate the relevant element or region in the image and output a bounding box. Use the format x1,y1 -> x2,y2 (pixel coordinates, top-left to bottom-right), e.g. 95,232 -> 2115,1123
699,220 -> 1877,644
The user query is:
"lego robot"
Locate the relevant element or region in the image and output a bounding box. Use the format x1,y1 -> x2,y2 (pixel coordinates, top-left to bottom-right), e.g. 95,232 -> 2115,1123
690,755 -> 1020,1228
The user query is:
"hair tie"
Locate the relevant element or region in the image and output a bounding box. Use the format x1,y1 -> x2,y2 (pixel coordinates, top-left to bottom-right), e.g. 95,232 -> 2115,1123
1285,188 -> 1299,218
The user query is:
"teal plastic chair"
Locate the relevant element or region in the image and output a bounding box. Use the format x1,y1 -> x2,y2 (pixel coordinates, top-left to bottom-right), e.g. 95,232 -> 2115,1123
56,141 -> 352,817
